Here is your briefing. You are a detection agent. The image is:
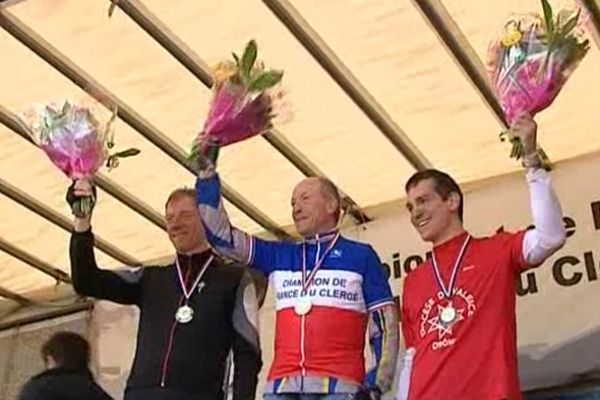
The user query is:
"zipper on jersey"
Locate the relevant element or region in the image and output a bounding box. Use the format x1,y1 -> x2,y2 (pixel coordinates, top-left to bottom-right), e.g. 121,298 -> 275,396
160,318 -> 179,387
299,313 -> 307,392
300,313 -> 307,374
160,265 -> 192,387
299,240 -> 318,384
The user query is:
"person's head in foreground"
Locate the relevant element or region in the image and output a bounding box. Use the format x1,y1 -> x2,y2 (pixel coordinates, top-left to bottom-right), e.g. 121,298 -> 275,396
41,331 -> 90,371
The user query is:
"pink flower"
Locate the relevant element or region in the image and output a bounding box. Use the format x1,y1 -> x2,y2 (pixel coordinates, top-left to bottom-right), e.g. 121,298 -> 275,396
201,83 -> 272,147
190,40 -> 285,162
497,57 -> 568,124
41,132 -> 105,179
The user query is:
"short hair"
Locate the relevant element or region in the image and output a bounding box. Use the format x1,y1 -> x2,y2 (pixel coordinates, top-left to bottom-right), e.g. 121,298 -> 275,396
405,169 -> 464,221
165,187 -> 196,209
41,332 -> 90,371
317,177 -> 342,219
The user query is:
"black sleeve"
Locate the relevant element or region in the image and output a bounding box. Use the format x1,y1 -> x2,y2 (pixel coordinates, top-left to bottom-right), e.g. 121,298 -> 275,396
91,383 -> 115,400
70,229 -> 142,305
231,269 -> 262,400
17,380 -> 44,400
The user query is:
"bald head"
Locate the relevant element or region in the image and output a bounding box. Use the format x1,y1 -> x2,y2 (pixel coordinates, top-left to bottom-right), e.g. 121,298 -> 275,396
291,177 -> 341,237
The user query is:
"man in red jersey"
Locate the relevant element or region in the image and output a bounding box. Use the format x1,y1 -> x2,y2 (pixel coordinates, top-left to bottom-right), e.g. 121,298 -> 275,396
397,113 -> 566,400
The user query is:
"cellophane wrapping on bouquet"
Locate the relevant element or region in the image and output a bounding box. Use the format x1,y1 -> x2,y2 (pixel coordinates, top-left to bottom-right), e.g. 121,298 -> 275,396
189,40 -> 285,167
18,101 -> 139,216
487,0 -> 590,162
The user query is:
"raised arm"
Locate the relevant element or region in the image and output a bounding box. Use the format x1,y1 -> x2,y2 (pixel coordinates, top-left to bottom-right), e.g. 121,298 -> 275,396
196,165 -> 288,275
510,114 -> 566,267
522,168 -> 565,265
69,180 -> 142,305
195,166 -> 254,264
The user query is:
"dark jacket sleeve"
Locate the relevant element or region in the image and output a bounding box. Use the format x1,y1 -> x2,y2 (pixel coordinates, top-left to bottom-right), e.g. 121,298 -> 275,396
91,382 -> 115,400
231,269 -> 262,400
17,380 -> 44,400
70,229 -> 142,305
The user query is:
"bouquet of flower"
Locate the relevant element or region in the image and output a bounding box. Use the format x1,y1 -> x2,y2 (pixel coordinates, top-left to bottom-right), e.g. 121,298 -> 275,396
189,40 -> 284,167
487,0 -> 590,163
18,101 -> 140,216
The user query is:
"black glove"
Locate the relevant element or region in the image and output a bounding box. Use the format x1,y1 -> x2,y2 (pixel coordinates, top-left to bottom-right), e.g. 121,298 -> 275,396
353,386 -> 382,400
66,181 -> 97,218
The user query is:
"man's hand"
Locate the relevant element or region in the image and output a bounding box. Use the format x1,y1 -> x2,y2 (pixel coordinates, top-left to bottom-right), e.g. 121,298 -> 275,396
510,113 -> 538,156
66,179 -> 96,232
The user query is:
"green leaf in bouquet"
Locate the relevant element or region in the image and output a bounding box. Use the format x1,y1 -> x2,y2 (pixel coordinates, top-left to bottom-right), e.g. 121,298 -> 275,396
499,131 -> 553,170
536,146 -> 553,170
232,52 -> 240,66
104,105 -> 118,149
187,138 -> 219,170
538,0 -> 558,83
61,101 -> 71,116
249,70 -> 283,92
541,0 -> 554,36
560,9 -> 581,38
188,141 -> 201,162
105,146 -> 140,171
187,139 -> 206,170
510,138 -> 523,159
204,141 -> 220,166
106,156 -> 120,170
45,105 -> 69,132
539,50 -> 552,81
240,40 -> 258,82
112,148 -> 140,158
44,105 -> 59,122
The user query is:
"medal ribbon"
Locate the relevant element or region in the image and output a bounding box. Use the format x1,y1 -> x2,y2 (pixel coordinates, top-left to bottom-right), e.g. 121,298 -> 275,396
301,231 -> 341,292
431,235 -> 471,299
176,254 -> 214,301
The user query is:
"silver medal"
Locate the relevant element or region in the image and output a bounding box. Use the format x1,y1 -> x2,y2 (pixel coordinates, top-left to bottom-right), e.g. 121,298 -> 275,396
431,235 -> 472,327
294,295 -> 313,316
439,306 -> 457,326
174,255 -> 214,324
297,232 -> 341,317
175,304 -> 194,323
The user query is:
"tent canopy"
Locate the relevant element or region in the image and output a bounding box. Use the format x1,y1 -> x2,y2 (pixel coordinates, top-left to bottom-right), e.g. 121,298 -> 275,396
0,0 -> 599,322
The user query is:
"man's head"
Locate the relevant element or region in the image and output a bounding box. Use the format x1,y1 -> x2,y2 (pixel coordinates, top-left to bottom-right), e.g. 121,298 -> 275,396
165,188 -> 209,254
41,332 -> 90,371
405,169 -> 464,244
291,177 -> 341,237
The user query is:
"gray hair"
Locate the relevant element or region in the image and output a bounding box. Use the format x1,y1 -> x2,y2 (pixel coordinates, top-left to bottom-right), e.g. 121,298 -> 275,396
317,177 -> 341,219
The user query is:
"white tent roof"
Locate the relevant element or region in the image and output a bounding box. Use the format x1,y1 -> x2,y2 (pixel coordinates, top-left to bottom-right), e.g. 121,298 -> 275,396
0,0 -> 599,322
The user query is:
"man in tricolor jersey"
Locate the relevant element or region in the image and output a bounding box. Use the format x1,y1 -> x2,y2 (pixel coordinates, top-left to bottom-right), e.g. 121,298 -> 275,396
196,158 -> 399,400
397,113 -> 566,400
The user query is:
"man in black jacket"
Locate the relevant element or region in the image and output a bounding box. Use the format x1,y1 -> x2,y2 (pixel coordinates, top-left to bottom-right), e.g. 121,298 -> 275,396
18,331 -> 113,400
68,180 -> 262,400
